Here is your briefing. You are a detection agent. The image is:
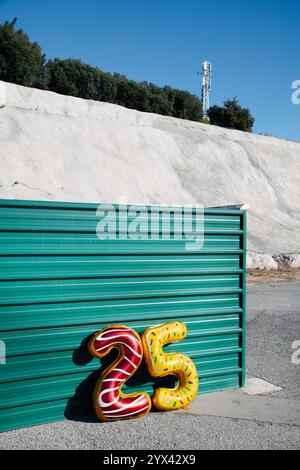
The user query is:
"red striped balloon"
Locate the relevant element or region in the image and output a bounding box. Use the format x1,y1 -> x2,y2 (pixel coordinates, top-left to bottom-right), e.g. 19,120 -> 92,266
88,325 -> 151,421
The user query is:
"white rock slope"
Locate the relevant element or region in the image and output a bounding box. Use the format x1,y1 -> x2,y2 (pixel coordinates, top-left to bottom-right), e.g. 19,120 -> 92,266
0,81 -> 299,256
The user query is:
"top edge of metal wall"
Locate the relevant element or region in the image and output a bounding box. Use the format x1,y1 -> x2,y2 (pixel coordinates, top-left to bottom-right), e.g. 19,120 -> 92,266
0,199 -> 246,214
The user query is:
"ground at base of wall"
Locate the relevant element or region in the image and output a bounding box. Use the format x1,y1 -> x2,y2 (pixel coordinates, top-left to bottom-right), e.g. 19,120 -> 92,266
247,267 -> 300,284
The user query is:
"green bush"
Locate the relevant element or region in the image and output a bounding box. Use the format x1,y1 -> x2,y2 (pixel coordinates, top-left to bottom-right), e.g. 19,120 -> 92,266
207,98 -> 255,132
46,58 -> 203,121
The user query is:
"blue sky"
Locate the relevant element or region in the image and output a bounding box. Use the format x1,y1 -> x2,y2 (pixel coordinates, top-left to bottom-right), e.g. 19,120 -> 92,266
1,0 -> 299,141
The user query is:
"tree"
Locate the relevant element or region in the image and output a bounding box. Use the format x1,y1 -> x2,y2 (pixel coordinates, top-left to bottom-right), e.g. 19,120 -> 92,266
46,59 -> 101,99
173,89 -> 203,121
0,18 -> 46,88
97,72 -> 118,103
208,98 -> 255,132
147,83 -> 172,116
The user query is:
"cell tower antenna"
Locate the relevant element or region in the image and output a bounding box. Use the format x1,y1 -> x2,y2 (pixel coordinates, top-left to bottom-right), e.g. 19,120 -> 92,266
201,60 -> 212,119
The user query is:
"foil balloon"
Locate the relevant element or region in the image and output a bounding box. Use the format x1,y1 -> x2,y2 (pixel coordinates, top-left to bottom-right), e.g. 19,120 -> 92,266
141,321 -> 198,411
88,325 -> 151,421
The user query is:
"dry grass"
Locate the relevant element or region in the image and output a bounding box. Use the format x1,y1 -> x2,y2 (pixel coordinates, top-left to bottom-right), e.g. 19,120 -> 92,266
247,267 -> 300,284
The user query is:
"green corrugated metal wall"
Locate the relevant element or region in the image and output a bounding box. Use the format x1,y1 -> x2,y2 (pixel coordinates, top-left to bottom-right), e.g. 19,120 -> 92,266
0,199 -> 246,432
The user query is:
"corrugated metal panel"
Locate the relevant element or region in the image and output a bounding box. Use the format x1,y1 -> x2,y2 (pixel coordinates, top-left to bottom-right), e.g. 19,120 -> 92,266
0,199 -> 246,432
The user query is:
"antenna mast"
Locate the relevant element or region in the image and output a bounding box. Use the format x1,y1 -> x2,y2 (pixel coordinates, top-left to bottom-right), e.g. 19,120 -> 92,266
201,60 -> 212,119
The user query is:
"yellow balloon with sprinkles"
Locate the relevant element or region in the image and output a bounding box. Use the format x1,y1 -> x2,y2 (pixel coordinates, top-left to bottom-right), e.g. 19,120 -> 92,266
141,321 -> 198,411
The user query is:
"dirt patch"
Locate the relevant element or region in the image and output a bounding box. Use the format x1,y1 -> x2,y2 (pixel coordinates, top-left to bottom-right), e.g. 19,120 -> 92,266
247,267 -> 300,284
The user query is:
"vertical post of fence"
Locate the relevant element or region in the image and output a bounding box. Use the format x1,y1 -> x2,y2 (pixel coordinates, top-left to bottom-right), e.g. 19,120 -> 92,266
241,209 -> 247,387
